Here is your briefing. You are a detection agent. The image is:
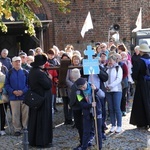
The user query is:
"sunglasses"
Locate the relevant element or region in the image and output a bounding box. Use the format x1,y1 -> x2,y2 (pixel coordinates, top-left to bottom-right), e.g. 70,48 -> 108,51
101,46 -> 105,48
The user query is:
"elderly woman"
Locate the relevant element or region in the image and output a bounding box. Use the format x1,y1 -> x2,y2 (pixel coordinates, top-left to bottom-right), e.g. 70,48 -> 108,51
105,54 -> 123,133
28,54 -> 53,148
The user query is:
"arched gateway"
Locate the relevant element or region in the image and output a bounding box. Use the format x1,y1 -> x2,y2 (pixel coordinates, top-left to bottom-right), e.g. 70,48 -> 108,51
0,0 -> 53,57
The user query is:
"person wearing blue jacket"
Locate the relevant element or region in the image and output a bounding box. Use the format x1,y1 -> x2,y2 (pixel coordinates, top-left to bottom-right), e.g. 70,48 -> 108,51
5,56 -> 29,136
75,77 -> 105,150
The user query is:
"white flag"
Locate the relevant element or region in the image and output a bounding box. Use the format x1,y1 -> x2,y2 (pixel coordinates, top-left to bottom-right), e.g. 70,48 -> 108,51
81,12 -> 93,38
132,7 -> 142,32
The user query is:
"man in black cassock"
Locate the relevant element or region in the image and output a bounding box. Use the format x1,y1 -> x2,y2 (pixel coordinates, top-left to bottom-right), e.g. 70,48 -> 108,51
28,54 -> 53,148
130,44 -> 150,129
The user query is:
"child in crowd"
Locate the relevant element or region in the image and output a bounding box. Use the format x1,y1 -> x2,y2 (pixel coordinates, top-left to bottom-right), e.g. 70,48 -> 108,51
72,77 -> 105,150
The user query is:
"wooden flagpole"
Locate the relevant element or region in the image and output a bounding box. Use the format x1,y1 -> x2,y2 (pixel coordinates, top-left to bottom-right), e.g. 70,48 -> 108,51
90,73 -> 99,150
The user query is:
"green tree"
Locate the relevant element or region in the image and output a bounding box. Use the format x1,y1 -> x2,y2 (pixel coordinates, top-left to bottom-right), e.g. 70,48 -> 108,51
0,0 -> 70,36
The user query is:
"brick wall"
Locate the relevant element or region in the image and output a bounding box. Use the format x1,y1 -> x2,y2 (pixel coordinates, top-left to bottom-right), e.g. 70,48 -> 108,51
48,0 -> 150,51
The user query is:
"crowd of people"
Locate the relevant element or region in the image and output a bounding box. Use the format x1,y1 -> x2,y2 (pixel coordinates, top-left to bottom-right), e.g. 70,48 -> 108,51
0,39 -> 149,150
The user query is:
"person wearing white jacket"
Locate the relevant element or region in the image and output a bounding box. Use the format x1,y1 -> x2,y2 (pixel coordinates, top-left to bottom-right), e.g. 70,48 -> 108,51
105,54 -> 123,133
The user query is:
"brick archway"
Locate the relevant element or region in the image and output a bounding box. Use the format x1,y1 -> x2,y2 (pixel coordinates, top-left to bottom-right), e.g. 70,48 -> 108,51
28,0 -> 53,51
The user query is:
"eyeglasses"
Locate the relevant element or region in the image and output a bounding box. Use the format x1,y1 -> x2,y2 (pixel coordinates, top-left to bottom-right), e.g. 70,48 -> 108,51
101,46 -> 105,48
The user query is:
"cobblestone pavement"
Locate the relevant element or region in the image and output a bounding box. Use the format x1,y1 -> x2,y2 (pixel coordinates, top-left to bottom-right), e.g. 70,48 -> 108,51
0,100 -> 150,150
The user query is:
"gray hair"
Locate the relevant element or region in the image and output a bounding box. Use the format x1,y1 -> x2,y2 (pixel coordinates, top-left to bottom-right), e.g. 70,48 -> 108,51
134,45 -> 140,50
1,48 -> 8,54
108,54 -> 118,61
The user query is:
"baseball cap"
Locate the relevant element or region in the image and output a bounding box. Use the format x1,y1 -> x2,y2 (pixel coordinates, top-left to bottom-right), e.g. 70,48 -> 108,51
75,78 -> 86,87
12,56 -> 21,62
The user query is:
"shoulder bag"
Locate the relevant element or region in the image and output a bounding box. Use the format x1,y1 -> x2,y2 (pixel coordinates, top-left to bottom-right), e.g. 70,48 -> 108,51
24,90 -> 45,109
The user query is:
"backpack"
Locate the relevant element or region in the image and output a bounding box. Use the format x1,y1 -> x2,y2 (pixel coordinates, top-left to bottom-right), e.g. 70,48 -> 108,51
140,58 -> 150,81
8,68 -> 28,77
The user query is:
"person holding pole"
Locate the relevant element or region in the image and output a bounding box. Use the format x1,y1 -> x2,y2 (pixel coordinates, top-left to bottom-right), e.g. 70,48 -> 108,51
88,68 -> 108,140
74,77 -> 105,150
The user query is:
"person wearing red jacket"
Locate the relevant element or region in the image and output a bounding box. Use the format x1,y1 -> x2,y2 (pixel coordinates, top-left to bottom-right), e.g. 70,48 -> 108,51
44,62 -> 58,94
44,50 -> 59,113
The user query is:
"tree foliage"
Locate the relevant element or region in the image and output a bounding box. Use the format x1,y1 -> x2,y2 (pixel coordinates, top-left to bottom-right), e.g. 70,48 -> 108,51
0,0 -> 70,36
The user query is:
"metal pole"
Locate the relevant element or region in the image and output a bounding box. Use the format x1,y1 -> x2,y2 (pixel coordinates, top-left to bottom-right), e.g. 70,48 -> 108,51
22,128 -> 29,150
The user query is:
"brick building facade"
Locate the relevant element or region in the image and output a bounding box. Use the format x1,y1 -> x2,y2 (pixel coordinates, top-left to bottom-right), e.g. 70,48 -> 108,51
1,0 -> 150,56
47,0 -> 150,51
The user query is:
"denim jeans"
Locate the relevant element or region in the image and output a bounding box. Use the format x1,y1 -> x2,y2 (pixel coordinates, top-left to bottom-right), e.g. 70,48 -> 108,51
106,92 -> 122,127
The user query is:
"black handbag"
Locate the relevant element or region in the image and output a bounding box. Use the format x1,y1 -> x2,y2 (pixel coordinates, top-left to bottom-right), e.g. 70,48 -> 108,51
24,90 -> 45,109
98,66 -> 108,82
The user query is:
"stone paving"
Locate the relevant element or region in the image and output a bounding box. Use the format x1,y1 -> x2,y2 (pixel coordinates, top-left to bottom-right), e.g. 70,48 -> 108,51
0,101 -> 150,150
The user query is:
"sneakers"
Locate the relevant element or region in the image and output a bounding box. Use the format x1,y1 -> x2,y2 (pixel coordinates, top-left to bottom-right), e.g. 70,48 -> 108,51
116,127 -> 122,133
122,111 -> 126,116
0,130 -> 6,136
110,126 -> 116,132
64,119 -> 74,125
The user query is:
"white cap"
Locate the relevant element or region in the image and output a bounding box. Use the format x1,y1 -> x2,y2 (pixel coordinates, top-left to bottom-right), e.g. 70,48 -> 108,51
12,56 -> 21,62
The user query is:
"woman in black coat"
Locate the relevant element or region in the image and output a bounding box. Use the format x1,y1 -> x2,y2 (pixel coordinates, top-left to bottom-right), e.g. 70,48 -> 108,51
28,54 -> 53,148
130,44 -> 150,129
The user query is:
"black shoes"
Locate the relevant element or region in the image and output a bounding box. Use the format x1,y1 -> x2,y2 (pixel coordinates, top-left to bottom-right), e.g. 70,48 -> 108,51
32,143 -> 53,148
122,111 -> 127,116
64,119 -> 74,125
137,125 -> 149,130
14,132 -> 21,136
